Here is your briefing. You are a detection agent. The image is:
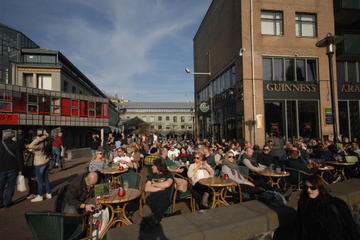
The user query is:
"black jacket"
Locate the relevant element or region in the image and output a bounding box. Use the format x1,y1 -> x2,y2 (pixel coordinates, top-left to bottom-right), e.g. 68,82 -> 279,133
297,195 -> 360,240
0,139 -> 23,172
62,174 -> 94,211
89,137 -> 100,150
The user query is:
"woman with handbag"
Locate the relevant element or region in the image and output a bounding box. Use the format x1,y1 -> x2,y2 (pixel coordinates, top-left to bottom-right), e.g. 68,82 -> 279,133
28,134 -> 52,202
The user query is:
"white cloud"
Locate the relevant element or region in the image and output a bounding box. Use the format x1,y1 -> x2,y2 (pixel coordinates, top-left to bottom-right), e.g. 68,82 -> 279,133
37,0 -> 210,101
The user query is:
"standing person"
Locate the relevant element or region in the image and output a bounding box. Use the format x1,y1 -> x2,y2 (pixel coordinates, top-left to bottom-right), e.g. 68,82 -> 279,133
28,134 -> 52,202
297,175 -> 360,240
52,132 -> 63,168
0,129 -> 23,208
89,133 -> 100,157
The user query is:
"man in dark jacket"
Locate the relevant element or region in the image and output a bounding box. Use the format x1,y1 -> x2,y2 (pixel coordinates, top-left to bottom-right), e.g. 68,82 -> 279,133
89,133 -> 100,157
62,172 -> 99,214
0,129 -> 23,207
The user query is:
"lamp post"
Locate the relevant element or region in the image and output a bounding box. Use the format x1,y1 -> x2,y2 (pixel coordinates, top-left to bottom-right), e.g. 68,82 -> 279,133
185,52 -> 212,142
316,33 -> 343,143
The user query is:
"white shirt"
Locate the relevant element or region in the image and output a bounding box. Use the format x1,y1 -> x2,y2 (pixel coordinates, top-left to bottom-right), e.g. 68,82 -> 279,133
168,149 -> 180,160
113,156 -> 131,169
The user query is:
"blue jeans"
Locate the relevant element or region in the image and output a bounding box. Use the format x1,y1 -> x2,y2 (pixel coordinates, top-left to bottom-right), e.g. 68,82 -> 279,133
35,163 -> 51,195
52,146 -> 61,164
0,169 -> 18,206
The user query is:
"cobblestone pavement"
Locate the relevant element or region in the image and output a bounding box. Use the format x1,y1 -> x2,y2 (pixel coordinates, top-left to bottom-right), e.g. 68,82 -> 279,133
0,157 -> 191,240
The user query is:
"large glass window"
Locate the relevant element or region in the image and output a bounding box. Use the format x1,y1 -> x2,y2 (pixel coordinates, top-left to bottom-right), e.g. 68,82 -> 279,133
349,101 -> 360,139
287,101 -> 297,139
298,101 -> 319,138
339,101 -> 349,138
265,100 -> 319,140
37,74 -> 52,90
337,62 -> 345,82
296,13 -> 317,37
265,101 -> 285,138
13,92 -> 26,113
263,57 -> 317,82
23,73 -> 36,88
347,62 -> 357,83
261,11 -> 283,35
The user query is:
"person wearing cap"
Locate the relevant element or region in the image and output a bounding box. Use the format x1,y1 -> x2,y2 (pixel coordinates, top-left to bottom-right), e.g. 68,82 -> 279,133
0,129 -> 23,208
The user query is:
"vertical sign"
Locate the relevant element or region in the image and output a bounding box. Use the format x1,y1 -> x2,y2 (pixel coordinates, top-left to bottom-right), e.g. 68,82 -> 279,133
325,108 -> 333,124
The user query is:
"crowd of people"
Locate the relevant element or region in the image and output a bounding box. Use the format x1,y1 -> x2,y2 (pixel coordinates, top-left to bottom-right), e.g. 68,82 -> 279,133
1,129 -> 360,239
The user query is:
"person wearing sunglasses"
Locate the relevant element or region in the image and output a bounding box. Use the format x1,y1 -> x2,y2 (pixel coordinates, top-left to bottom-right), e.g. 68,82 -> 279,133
113,147 -> 134,170
187,152 -> 214,208
297,175 -> 360,240
88,150 -> 106,173
257,145 -> 275,167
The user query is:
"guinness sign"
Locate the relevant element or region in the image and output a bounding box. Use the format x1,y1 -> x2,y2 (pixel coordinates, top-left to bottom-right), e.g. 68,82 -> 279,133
263,81 -> 319,99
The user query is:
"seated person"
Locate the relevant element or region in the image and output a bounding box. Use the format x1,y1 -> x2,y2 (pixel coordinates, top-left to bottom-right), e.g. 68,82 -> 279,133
242,147 -> 267,173
144,147 -> 159,166
257,145 -> 276,167
112,147 -> 134,169
144,158 -> 174,224
88,150 -> 106,172
62,172 -> 101,214
222,151 -> 265,200
160,148 -> 185,175
187,152 -> 214,208
285,150 -> 317,186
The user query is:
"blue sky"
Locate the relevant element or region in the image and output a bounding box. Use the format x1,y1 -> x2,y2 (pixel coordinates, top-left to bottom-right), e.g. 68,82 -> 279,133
0,0 -> 212,101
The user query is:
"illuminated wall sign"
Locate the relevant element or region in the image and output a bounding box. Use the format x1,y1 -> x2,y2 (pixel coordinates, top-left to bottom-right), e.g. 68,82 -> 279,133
0,101 -> 12,112
263,81 -> 319,99
0,113 -> 18,124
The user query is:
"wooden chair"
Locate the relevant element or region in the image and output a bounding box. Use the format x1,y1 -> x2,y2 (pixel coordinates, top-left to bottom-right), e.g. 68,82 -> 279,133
173,173 -> 195,212
285,167 -> 312,191
118,172 -> 143,218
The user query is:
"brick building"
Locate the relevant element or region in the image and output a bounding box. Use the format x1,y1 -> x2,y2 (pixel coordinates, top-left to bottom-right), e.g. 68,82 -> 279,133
193,0 -> 360,145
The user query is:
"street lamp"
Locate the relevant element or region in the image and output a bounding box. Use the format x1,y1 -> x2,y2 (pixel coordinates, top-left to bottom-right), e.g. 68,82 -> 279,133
185,55 -> 213,143
316,33 -> 343,144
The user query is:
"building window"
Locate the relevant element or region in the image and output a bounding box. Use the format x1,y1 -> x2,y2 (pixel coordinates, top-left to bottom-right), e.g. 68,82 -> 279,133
181,116 -> 185,122
89,102 -> 95,117
166,125 -> 170,130
150,125 -> 154,130
0,90 -> 12,112
166,116 -> 170,121
188,116 -> 193,121
158,125 -> 162,130
27,94 -> 38,113
149,116 -> 155,122
37,74 -> 52,90
261,11 -> 283,35
63,81 -> 69,92
142,116 -> 147,121
181,125 -> 185,129
295,13 -> 317,37
72,100 -> 79,116
23,73 -> 36,88
72,86 -> 76,93
337,61 -> 360,83
263,57 -> 317,82
158,116 -> 162,121
173,116 -> 177,123
51,97 -> 61,115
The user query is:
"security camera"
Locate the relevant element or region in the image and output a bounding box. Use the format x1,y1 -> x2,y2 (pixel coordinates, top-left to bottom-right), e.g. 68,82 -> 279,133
185,68 -> 191,73
239,48 -> 246,56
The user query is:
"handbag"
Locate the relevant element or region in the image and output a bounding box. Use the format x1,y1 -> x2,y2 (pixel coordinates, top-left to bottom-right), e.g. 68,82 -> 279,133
174,177 -> 188,193
16,174 -> 27,192
92,207 -> 110,240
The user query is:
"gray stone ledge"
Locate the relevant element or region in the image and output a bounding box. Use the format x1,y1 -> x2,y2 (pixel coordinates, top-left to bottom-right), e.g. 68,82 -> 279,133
106,179 -> 360,240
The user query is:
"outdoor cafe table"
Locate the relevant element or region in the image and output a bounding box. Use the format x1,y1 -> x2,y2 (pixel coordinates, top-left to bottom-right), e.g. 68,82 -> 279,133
258,170 -> 290,190
101,168 -> 128,184
317,165 -> 335,184
96,188 -> 141,230
327,161 -> 356,180
199,177 -> 237,209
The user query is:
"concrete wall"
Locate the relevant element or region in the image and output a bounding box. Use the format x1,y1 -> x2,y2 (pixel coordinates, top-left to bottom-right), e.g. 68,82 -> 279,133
106,179 -> 360,240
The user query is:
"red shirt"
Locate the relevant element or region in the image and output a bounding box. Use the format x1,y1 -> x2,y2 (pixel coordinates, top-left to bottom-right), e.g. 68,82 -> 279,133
52,136 -> 63,147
